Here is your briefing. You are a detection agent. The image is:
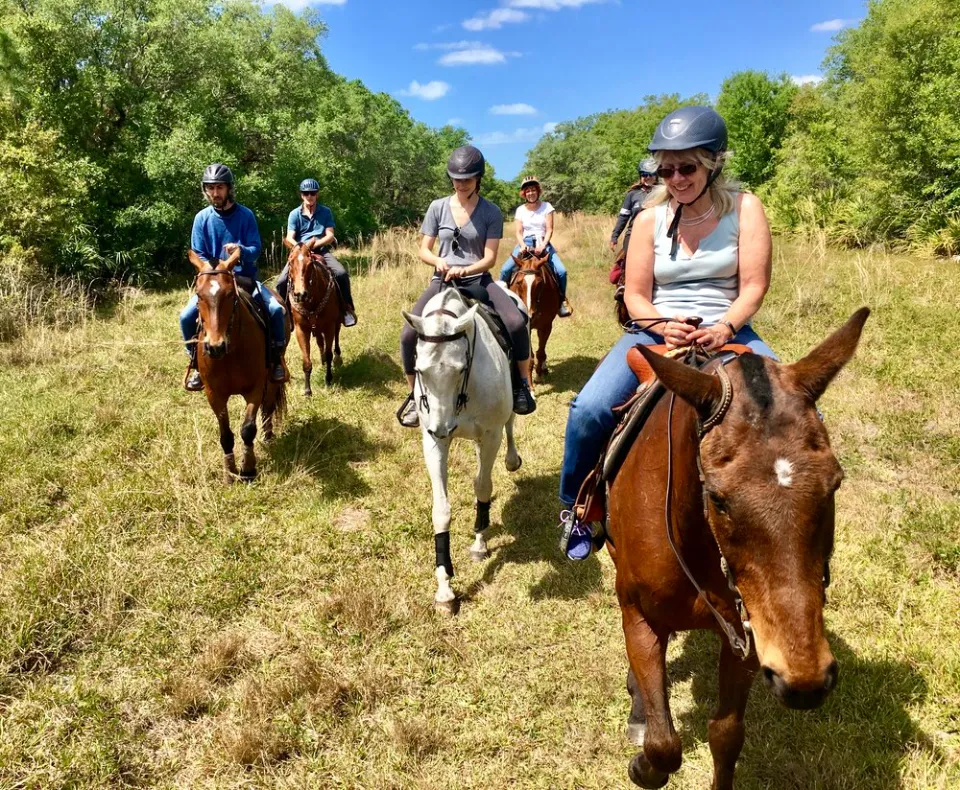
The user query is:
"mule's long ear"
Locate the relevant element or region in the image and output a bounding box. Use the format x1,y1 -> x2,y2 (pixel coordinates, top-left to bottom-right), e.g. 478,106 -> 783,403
637,345 -> 723,418
187,249 -> 209,272
453,304 -> 479,335
402,310 -> 425,335
787,306 -> 870,402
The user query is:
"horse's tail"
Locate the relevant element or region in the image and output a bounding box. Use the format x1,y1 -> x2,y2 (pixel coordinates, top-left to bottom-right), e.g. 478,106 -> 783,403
265,378 -> 288,428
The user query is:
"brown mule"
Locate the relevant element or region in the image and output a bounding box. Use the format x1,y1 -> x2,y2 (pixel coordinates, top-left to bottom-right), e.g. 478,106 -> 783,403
188,250 -> 289,483
287,246 -> 343,395
508,247 -> 561,380
607,308 -> 869,789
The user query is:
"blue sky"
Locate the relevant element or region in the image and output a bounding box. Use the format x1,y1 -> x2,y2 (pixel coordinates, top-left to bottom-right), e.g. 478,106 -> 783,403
277,0 -> 867,180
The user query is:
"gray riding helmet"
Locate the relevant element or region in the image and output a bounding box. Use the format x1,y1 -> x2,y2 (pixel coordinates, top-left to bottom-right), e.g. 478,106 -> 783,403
648,106 -> 728,153
637,157 -> 658,177
201,163 -> 235,185
447,145 -> 486,180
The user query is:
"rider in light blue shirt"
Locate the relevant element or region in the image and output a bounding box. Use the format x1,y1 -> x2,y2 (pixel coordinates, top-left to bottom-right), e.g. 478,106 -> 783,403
179,164 -> 287,391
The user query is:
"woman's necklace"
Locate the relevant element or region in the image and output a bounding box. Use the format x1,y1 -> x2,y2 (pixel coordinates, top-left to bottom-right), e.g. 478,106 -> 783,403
676,203 -> 716,226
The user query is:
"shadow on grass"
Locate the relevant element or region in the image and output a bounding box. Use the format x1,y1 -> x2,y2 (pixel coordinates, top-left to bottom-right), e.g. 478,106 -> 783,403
268,414 -> 379,497
461,472 -> 603,602
647,628 -> 936,789
537,354 -> 602,396
334,350 -> 402,395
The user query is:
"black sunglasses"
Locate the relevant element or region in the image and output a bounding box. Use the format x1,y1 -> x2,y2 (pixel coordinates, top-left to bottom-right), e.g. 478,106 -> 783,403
656,163 -> 699,179
301,190 -> 318,196
451,226 -> 461,252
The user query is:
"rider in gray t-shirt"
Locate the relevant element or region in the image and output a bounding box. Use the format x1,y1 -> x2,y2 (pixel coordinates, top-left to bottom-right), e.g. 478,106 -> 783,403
421,196 -> 504,276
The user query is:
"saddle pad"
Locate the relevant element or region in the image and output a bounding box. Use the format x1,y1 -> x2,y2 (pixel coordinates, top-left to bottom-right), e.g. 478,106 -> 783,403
602,379 -> 667,483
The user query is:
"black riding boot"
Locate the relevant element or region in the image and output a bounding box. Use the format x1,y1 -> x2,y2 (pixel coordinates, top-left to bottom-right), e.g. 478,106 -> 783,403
270,343 -> 286,382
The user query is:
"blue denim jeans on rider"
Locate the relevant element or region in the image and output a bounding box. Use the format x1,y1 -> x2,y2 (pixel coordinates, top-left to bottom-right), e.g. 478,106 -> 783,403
558,325 -> 777,506
499,236 -> 567,298
179,281 -> 286,352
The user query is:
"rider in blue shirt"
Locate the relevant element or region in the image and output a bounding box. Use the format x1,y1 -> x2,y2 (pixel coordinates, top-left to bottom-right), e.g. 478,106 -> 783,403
179,163 -> 287,391
278,178 -> 357,327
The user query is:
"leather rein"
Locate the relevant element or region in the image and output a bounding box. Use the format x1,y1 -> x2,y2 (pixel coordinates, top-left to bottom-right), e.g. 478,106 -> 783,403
414,307 -> 476,417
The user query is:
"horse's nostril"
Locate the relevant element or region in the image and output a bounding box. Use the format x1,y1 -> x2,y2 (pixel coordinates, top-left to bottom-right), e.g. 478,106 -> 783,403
824,660 -> 839,692
762,666 -> 777,687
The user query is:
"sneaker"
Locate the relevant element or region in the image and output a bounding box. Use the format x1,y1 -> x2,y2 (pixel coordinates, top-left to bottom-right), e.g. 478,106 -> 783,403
185,370 -> 204,392
559,510 -> 594,561
343,311 -> 357,328
396,392 -> 420,428
513,381 -> 537,415
558,301 -> 572,318
271,363 -> 286,382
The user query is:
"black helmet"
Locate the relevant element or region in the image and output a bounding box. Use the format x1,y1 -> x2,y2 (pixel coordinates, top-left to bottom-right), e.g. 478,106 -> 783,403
201,163 -> 234,185
648,106 -> 727,153
447,145 -> 486,180
637,158 -> 657,177
299,177 -> 319,192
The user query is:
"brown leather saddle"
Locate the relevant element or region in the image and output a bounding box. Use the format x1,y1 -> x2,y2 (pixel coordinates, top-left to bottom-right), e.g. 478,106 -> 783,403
574,343 -> 752,526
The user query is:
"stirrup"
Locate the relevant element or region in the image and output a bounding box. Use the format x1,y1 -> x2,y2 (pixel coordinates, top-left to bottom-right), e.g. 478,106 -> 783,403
396,393 -> 419,428
559,510 -> 594,561
184,370 -> 204,392
558,301 -> 572,317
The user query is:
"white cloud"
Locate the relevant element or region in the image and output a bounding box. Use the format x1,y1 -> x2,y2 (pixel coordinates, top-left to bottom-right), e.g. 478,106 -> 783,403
272,0 -> 345,9
475,122 -> 558,145
463,8 -> 529,31
439,46 -> 519,66
446,118 -> 464,126
396,80 -> 451,101
508,0 -> 605,8
491,103 -> 537,115
810,18 -> 854,32
791,74 -> 823,86
415,40 -> 485,51
543,121 -> 558,133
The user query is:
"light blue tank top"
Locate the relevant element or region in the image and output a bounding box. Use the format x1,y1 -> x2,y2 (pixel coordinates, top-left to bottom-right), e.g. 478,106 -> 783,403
652,199 -> 740,325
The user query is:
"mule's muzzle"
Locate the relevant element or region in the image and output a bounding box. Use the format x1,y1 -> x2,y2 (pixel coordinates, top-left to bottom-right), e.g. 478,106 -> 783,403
204,340 -> 227,359
762,660 -> 838,710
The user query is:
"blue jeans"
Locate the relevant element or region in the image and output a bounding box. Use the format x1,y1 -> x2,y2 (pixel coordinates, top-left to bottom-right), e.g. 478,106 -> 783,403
499,236 -> 567,299
558,325 -> 777,505
180,282 -> 286,352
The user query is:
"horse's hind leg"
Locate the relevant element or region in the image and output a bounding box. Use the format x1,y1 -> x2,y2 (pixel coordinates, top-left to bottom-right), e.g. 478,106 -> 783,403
503,414 -> 522,472
239,398 -> 259,482
626,666 -> 647,746
621,606 -> 680,788
294,322 -> 313,397
323,328 -> 334,386
535,322 -> 552,379
469,431 -> 502,562
333,325 -> 342,367
708,643 -> 757,790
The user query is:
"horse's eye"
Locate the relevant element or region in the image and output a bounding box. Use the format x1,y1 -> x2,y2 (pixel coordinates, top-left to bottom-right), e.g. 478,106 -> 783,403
709,491 -> 728,514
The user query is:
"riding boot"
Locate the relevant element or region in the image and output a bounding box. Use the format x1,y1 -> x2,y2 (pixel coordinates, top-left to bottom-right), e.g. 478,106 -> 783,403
559,300 -> 572,317
513,377 -> 537,415
185,345 -> 203,392
269,343 -> 286,382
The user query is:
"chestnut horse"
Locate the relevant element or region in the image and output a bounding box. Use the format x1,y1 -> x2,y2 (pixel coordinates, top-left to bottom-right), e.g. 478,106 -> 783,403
508,247 -> 560,380
188,251 -> 289,483
287,245 -> 343,395
607,308 -> 869,789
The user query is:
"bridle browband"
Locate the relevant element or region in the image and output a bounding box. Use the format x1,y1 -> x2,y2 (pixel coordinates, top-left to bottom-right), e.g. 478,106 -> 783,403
414,305 -> 476,417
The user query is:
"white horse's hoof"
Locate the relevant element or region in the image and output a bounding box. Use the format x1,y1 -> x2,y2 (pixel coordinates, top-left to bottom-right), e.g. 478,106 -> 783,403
470,548 -> 489,562
626,722 -> 646,746
506,455 -> 522,473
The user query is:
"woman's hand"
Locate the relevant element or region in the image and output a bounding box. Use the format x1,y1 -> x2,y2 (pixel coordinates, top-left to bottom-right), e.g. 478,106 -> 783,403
688,323 -> 734,351
534,245 -> 546,256
443,266 -> 464,281
435,259 -> 450,277
661,315 -> 697,350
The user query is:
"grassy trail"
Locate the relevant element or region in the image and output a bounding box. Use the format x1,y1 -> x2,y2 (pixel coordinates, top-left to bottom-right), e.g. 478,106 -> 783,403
0,216 -> 957,788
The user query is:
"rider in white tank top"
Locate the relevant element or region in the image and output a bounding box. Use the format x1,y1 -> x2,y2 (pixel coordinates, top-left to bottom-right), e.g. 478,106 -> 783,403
652,199 -> 741,325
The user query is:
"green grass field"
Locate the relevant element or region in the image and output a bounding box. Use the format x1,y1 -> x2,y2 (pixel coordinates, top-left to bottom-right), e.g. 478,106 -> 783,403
0,216 -> 957,788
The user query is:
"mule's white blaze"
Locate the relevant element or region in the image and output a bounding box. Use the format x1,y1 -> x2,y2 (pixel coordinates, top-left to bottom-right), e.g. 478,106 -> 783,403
524,273 -> 534,313
208,280 -> 220,296
774,458 -> 794,487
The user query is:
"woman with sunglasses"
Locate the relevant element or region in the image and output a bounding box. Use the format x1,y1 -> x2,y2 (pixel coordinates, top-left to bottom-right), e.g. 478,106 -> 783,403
558,105 -> 776,560
397,145 -> 536,428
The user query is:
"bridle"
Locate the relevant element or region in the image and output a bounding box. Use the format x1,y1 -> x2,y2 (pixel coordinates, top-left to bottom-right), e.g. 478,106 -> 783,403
290,250 -> 335,324
195,268 -> 240,352
661,353 -> 753,659
413,303 -> 476,418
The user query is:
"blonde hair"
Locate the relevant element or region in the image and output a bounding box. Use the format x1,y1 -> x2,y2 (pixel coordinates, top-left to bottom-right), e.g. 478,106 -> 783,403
643,148 -> 739,216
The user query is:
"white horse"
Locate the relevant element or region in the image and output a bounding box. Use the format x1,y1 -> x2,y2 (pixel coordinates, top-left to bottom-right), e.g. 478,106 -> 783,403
402,286 -> 523,613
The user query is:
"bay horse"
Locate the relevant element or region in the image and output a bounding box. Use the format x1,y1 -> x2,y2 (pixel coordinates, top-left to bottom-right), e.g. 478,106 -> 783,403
607,308 -> 869,789
287,245 -> 343,394
612,247 -> 630,327
188,250 -> 289,483
401,286 -> 523,613
508,247 -> 560,380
